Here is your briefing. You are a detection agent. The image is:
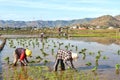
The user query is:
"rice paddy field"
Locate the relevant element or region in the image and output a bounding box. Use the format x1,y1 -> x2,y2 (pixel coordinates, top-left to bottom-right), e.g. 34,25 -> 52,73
0,36 -> 120,80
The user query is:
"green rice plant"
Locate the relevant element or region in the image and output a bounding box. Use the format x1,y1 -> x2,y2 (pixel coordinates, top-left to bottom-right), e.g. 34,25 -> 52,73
35,56 -> 43,62
36,56 -> 43,59
29,60 -> 36,63
79,48 -> 87,60
117,50 -> 120,55
75,46 -> 78,51
95,59 -> 99,66
95,51 -> 102,66
65,45 -> 68,50
53,45 -> 57,48
51,48 -> 54,55
43,60 -> 49,65
40,48 -> 44,52
58,42 -> 64,49
115,64 -> 120,74
36,42 -> 39,47
42,42 -> 45,48
2,59 -> 99,80
42,51 -> 49,57
95,51 -> 101,60
71,45 -> 74,47
4,56 -> 9,64
95,55 -> 100,60
97,51 -> 101,57
32,41 -> 35,48
115,64 -> 120,70
91,66 -> 98,72
68,43 -> 70,47
102,55 -> 109,60
89,52 -> 95,56
115,69 -> 119,74
85,62 -> 92,66
79,48 -> 87,54
82,53 -> 86,60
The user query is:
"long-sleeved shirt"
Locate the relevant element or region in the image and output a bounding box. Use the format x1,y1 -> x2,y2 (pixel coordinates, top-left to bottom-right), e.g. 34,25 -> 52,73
56,49 -> 76,69
56,49 -> 72,62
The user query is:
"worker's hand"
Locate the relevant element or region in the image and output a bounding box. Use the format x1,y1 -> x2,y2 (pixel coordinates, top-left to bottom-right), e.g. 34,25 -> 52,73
74,68 -> 78,72
24,64 -> 27,66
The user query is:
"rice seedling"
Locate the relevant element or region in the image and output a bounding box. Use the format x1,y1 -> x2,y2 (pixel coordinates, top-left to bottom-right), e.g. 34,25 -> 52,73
2,37 -> 120,80
115,69 -> 119,74
89,52 -> 95,56
65,45 -> 69,50
79,48 -> 87,54
95,59 -> 99,66
42,51 -> 49,57
29,60 -> 36,63
58,42 -> 64,49
117,50 -> 120,55
68,43 -> 70,47
79,48 -> 87,60
115,64 -> 120,70
35,56 -> 43,62
85,62 -> 92,66
102,55 -> 109,60
51,48 -> 54,55
32,42 -> 35,48
91,66 -> 98,72
75,46 -> 78,51
43,60 -> 49,65
71,45 -> 74,47
4,56 -> 9,64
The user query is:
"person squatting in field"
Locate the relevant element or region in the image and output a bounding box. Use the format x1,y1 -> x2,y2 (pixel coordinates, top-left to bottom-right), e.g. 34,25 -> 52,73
13,48 -> 32,66
54,49 -> 78,71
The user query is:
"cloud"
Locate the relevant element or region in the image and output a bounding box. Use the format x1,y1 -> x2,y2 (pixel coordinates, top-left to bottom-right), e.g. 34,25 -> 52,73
1,0 -> 118,11
0,0 -> 119,20
71,0 -> 108,3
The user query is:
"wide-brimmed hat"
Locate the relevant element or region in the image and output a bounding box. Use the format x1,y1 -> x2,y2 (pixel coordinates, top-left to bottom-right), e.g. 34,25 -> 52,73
72,53 -> 78,61
25,49 -> 32,57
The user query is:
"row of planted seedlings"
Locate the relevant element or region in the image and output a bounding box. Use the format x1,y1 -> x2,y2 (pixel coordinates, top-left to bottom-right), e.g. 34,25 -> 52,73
2,38 -> 120,80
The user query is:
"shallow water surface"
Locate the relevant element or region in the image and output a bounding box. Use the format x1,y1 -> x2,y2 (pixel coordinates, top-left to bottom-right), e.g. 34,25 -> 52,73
0,37 -> 120,80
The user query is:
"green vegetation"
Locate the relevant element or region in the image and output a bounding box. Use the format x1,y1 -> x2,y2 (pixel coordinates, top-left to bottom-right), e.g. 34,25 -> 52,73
2,66 -> 99,80
1,37 -> 120,80
0,28 -> 120,39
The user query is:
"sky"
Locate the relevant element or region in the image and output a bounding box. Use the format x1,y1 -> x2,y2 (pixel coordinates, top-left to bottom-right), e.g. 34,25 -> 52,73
0,0 -> 120,21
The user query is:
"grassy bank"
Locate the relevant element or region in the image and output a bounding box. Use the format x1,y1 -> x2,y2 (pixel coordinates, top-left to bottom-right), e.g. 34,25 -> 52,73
0,29 -> 120,39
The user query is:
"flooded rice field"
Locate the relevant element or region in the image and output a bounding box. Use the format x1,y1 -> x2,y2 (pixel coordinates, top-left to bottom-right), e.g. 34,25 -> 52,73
0,37 -> 120,80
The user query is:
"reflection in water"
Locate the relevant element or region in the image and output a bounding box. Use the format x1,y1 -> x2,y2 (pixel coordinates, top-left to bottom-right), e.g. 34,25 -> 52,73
17,67 -> 28,80
0,52 -> 3,80
116,69 -> 119,75
71,37 -> 120,45
0,37 -> 120,80
8,66 -> 32,80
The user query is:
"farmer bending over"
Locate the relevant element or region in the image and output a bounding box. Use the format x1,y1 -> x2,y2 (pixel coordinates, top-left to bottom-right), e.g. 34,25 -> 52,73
13,48 -> 32,66
54,49 -> 78,71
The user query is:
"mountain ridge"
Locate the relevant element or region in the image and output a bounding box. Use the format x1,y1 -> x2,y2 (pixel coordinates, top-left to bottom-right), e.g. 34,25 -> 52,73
0,15 -> 120,28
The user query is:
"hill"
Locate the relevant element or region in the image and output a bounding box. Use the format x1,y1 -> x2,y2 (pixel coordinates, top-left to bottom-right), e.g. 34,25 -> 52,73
115,15 -> 120,21
0,18 -> 93,28
89,15 -> 120,28
0,15 -> 120,28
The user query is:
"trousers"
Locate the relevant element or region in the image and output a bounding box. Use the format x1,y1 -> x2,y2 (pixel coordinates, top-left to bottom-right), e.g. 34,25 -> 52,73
54,59 -> 65,71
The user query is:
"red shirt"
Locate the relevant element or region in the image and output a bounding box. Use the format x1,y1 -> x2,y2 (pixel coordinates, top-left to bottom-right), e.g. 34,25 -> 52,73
20,52 -> 25,61
15,48 -> 26,61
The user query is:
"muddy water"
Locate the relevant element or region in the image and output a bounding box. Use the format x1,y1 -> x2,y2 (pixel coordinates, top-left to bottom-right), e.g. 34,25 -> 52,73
0,40 -> 3,80
0,54 -> 2,80
0,37 -> 120,80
